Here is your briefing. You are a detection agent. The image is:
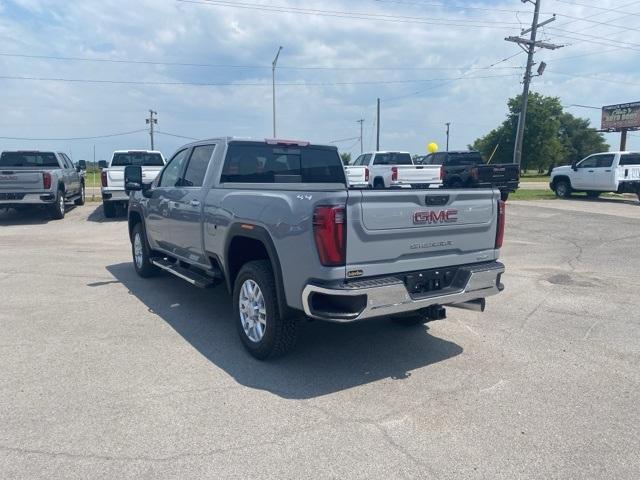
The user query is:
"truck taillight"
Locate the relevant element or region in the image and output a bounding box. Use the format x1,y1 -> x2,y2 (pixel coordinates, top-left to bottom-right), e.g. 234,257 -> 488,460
364,167 -> 369,182
391,166 -> 398,182
470,167 -> 478,180
101,170 -> 108,187
439,165 -> 444,180
313,206 -> 346,266
42,172 -> 52,190
495,200 -> 506,249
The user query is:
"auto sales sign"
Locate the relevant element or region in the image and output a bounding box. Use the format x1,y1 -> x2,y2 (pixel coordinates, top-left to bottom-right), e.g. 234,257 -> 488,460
601,101 -> 640,131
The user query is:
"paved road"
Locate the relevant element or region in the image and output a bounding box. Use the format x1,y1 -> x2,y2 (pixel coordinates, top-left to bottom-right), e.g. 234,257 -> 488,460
1,201 -> 639,479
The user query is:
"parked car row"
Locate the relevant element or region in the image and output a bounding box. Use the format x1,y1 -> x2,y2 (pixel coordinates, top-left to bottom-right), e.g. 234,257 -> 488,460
344,149 -> 520,201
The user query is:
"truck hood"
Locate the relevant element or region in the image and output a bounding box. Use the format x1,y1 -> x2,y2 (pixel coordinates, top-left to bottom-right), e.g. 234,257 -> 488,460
552,165 -> 573,175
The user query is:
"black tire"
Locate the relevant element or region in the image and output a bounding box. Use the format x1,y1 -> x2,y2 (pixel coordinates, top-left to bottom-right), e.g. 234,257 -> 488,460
553,179 -> 571,198
500,191 -> 510,202
233,260 -> 299,360
50,189 -> 65,219
373,178 -> 385,189
74,182 -> 86,206
586,191 -> 601,198
131,222 -> 159,278
103,202 -> 117,218
450,179 -> 463,189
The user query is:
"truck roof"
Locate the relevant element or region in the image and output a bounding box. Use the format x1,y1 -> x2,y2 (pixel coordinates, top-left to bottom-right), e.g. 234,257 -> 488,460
112,150 -> 163,154
363,151 -> 410,155
176,137 -> 337,150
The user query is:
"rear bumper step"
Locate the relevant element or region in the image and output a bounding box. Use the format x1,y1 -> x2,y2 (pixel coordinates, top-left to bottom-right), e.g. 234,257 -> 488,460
302,261 -> 504,322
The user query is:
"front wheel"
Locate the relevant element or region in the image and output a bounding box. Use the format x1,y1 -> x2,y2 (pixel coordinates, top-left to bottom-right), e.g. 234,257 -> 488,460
234,260 -> 299,360
554,179 -> 571,198
131,223 -> 159,278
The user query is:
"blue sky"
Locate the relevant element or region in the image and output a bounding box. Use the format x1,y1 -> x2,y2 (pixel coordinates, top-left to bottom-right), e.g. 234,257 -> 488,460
0,0 -> 638,162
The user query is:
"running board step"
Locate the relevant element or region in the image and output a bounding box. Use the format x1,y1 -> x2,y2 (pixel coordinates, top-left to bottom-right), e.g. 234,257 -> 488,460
151,258 -> 221,288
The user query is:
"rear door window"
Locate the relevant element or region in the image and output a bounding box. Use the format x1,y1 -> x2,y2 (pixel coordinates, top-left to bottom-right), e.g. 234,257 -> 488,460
220,144 -> 345,184
595,154 -> 615,168
181,145 -> 215,187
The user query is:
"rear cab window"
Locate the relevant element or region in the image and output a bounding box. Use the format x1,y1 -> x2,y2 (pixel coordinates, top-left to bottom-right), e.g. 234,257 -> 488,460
447,153 -> 483,166
372,152 -> 412,165
0,151 -> 60,168
111,152 -> 164,167
220,142 -> 346,184
619,153 -> 640,166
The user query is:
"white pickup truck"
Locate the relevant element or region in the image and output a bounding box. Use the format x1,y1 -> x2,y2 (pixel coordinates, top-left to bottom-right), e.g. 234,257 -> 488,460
550,151 -> 640,200
100,150 -> 165,217
349,151 -> 441,189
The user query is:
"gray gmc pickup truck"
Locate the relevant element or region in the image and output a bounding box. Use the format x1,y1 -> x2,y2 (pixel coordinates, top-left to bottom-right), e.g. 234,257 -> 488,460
125,138 -> 506,359
0,150 -> 86,219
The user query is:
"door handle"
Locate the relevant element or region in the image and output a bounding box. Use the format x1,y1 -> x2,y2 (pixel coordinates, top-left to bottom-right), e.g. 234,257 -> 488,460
190,200 -> 201,207
587,170 -> 594,172
605,170 -> 611,172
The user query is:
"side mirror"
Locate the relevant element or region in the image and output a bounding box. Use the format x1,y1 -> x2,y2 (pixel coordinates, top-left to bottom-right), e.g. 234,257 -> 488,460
77,160 -> 87,171
571,163 -> 578,171
124,165 -> 143,192
98,160 -> 108,169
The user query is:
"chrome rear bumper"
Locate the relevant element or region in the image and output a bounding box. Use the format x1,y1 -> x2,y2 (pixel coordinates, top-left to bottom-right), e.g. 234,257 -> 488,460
302,261 -> 504,322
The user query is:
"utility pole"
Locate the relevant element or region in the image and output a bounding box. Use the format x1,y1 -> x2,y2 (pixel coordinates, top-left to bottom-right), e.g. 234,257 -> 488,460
146,110 -> 157,150
445,122 -> 451,151
376,98 -> 381,150
357,119 -> 365,153
505,1 -> 562,168
272,46 -> 283,138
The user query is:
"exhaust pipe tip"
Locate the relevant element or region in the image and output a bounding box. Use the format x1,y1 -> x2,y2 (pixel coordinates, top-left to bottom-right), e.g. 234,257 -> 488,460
451,298 -> 486,312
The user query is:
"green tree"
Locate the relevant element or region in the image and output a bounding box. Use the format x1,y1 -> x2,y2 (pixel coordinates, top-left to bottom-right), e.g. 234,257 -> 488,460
471,92 -> 608,173
340,152 -> 352,165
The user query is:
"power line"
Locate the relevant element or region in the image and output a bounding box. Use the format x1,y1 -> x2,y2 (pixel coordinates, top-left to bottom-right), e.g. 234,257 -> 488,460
0,129 -> 147,141
155,131 -> 200,140
0,52 -> 523,72
177,0 -> 522,29
0,73 -> 522,87
553,0 -> 640,17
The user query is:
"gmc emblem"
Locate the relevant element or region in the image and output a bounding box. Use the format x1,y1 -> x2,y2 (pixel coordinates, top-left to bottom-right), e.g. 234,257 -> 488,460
413,209 -> 458,224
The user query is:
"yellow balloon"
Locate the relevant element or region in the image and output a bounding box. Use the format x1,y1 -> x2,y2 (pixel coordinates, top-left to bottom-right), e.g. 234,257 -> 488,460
427,142 -> 439,153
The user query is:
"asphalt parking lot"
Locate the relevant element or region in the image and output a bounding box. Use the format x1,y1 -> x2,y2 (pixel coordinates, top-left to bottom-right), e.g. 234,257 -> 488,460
1,198 -> 639,479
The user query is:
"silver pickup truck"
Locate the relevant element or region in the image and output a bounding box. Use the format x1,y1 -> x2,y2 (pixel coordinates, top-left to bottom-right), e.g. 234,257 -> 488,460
0,150 -> 86,219
125,138 -> 506,359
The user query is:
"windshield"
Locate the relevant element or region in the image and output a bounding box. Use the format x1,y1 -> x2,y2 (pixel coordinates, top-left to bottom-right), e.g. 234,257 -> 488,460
0,151 -> 60,168
373,153 -> 413,165
111,152 -> 164,167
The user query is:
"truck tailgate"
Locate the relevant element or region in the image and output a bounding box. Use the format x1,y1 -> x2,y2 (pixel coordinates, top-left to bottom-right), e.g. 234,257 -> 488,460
345,189 -> 499,278
344,166 -> 368,187
475,164 -> 520,186
0,170 -> 44,192
618,165 -> 640,181
396,165 -> 441,185
106,166 -> 163,189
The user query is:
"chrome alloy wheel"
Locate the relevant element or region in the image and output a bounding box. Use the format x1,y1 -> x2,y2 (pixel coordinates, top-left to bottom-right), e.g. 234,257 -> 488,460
239,279 -> 267,343
133,232 -> 144,269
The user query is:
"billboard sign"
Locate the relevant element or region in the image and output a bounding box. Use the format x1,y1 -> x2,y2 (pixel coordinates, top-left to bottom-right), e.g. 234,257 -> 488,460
601,101 -> 640,131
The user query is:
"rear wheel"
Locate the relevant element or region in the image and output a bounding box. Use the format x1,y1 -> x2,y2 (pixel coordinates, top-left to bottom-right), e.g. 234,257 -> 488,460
74,182 -> 86,206
586,191 -> 601,198
373,178 -> 385,189
234,260 -> 299,359
554,179 -> 571,198
131,223 -> 159,278
103,202 -> 117,218
50,189 -> 65,219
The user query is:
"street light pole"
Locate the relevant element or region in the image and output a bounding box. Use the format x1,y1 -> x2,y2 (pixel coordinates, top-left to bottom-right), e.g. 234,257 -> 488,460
357,119 -> 364,154
272,46 -> 283,138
